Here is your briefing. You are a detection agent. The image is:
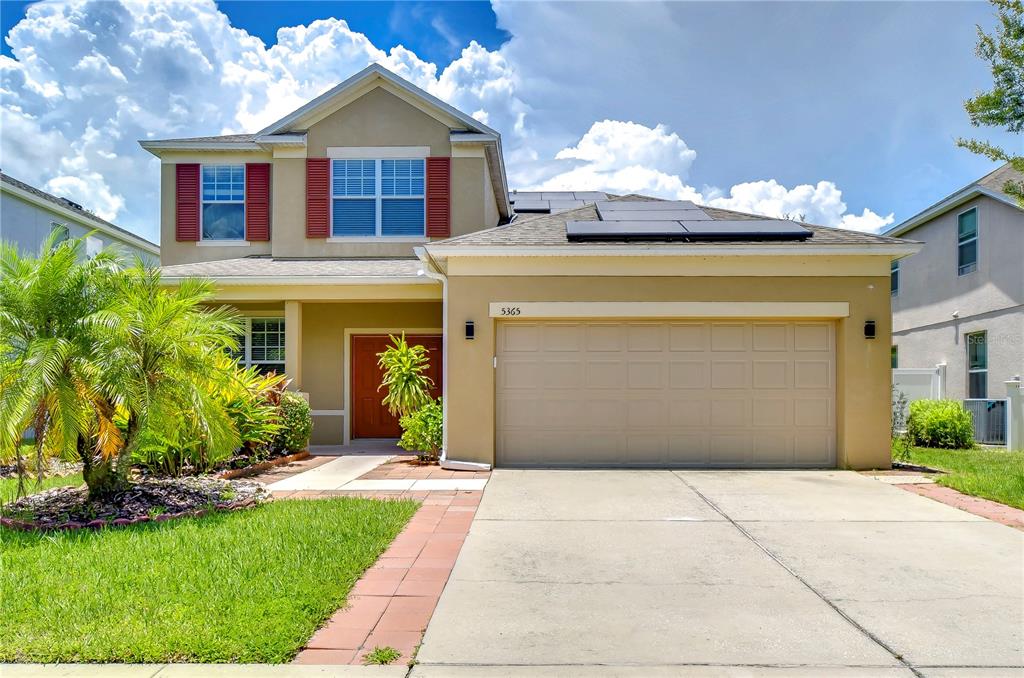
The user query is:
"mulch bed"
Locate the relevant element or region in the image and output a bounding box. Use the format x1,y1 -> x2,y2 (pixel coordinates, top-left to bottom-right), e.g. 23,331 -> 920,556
1,476 -> 269,532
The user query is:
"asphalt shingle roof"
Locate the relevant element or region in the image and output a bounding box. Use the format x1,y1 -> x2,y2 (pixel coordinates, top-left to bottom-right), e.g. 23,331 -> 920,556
145,133 -> 259,144
0,171 -> 158,249
437,194 -> 912,248
160,257 -> 423,279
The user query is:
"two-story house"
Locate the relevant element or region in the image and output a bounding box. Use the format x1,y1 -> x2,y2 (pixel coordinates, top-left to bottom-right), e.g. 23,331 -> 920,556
887,163 -> 1023,403
141,64 -> 917,471
1,171 -> 159,262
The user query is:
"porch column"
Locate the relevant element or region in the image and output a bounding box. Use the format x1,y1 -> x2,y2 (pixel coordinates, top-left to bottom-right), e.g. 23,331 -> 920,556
285,300 -> 303,390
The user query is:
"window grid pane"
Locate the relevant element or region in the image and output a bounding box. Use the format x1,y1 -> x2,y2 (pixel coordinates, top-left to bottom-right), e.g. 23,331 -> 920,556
250,319 -> 285,364
957,209 -> 977,241
203,165 -> 245,202
332,160 -> 375,196
381,159 -> 425,196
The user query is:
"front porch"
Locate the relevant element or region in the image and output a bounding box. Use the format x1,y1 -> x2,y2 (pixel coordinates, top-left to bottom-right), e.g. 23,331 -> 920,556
160,256 -> 444,446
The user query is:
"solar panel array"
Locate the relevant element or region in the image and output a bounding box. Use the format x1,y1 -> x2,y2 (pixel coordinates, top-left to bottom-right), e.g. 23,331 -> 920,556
509,191 -> 609,214
567,200 -> 812,242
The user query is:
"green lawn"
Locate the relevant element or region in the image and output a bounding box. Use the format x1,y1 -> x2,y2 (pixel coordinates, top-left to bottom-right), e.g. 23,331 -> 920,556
0,473 -> 83,505
1,497 -> 418,663
897,444 -> 1024,510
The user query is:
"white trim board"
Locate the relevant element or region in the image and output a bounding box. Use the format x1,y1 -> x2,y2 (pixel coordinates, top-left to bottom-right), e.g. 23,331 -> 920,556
488,302 -> 851,319
327,146 -> 430,159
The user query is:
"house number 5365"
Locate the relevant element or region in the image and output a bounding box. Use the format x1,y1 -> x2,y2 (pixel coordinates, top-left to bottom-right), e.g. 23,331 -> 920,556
500,307 -> 522,316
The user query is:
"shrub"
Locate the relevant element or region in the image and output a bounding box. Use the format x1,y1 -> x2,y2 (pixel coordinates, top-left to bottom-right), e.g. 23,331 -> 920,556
398,398 -> 443,462
274,391 -> 312,454
377,333 -> 434,418
907,399 -> 975,450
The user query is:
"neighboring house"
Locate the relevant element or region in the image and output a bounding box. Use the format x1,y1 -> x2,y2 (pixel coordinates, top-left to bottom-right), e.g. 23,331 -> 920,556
140,64 -> 917,470
887,164 -> 1023,402
0,171 -> 159,263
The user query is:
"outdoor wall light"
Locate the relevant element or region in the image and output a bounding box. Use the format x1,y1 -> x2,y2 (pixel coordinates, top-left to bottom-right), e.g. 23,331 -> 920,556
465,320 -> 475,340
864,320 -> 876,339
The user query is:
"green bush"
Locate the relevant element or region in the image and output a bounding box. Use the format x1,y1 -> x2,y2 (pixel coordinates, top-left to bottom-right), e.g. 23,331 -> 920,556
274,391 -> 312,453
398,398 -> 443,462
907,399 -> 975,450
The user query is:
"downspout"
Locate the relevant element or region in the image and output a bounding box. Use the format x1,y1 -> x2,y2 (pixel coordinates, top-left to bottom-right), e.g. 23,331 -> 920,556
415,247 -> 492,472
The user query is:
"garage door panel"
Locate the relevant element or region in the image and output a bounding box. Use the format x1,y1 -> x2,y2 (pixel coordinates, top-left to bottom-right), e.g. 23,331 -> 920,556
669,361 -> 708,389
668,323 -> 707,351
628,361 -> 663,388
496,319 -> 835,468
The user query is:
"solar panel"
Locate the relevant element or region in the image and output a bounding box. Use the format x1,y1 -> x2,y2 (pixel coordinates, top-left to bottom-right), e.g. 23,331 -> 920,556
509,192 -> 544,202
512,200 -> 551,212
596,200 -> 699,212
597,207 -> 711,222
566,220 -> 686,241
548,199 -> 587,211
541,192 -> 583,200
571,191 -> 609,200
680,220 -> 811,240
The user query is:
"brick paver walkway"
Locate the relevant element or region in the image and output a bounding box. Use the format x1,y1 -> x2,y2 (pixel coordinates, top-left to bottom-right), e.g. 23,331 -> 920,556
282,457 -> 488,665
899,481 -> 1024,530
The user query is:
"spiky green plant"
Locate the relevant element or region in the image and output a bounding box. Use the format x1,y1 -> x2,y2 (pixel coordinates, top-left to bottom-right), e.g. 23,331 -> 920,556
376,333 -> 434,418
0,232 -> 122,499
88,265 -> 245,486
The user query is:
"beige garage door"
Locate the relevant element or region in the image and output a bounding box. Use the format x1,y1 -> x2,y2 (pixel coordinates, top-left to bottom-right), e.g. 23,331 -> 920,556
496,320 -> 836,468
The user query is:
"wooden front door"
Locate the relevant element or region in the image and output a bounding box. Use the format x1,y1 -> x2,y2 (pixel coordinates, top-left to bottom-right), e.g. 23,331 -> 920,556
351,334 -> 443,439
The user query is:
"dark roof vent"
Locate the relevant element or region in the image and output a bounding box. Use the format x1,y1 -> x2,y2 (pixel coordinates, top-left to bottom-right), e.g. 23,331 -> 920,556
60,197 -> 84,211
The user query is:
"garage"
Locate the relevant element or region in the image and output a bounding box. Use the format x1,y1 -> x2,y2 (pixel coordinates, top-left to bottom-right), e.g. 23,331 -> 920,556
496,319 -> 836,468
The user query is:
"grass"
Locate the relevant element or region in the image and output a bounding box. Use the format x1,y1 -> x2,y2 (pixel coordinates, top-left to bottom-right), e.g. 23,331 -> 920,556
0,473 -> 83,505
363,645 -> 402,665
0,497 -> 419,663
896,443 -> 1024,510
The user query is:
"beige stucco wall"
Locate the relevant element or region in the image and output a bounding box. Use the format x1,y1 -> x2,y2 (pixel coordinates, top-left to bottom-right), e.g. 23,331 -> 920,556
158,84 -> 502,266
442,270 -> 893,470
298,301 -> 442,445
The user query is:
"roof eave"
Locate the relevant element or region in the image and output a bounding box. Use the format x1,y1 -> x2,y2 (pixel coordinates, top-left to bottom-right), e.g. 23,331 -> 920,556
423,242 -> 923,262
0,180 -> 159,254
160,275 -> 436,286
885,185 -> 1021,237
138,140 -> 263,156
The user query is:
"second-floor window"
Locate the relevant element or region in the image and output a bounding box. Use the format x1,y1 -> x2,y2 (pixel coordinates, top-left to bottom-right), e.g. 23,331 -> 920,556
957,208 -> 978,276
966,331 -> 987,398
202,165 -> 245,240
331,159 -> 425,237
890,260 -> 899,296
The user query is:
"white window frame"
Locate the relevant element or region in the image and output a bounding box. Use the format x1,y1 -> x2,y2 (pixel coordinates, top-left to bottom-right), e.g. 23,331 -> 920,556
329,158 -> 426,241
890,259 -> 899,296
966,330 -> 987,399
200,164 -> 247,243
956,207 -> 978,276
233,317 -> 286,373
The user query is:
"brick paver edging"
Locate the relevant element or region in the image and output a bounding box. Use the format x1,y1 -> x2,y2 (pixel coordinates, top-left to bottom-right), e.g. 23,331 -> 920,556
899,482 -> 1024,530
293,489 -> 480,665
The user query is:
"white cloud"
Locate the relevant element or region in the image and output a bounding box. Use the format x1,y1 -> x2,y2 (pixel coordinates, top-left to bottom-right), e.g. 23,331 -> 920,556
706,179 -> 894,232
0,0 -> 892,240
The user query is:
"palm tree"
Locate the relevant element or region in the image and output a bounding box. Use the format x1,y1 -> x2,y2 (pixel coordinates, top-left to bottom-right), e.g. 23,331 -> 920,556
90,266 -> 244,484
377,333 -> 434,418
0,233 -> 122,498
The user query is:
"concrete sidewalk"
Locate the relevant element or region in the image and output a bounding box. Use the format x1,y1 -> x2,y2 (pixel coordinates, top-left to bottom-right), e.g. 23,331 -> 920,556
415,469 -> 1024,677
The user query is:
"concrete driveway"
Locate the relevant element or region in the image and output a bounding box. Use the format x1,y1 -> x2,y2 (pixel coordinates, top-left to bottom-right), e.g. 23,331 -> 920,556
413,470 -> 1024,677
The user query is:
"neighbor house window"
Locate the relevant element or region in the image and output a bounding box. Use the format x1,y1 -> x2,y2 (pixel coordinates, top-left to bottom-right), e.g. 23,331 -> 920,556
50,222 -> 69,245
202,165 -> 245,240
890,260 -> 900,296
331,159 -> 425,237
232,318 -> 285,375
891,345 -> 898,369
957,208 -> 978,276
966,331 -> 987,398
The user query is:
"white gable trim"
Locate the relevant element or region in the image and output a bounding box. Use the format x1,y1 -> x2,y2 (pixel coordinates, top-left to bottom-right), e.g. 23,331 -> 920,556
885,185 -> 1021,238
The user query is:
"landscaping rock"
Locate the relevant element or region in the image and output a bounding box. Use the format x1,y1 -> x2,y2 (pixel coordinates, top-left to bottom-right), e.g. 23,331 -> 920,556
1,476 -> 269,532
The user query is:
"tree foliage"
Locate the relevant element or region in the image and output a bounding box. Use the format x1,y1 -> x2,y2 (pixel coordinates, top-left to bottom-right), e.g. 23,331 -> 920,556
957,0 -> 1024,203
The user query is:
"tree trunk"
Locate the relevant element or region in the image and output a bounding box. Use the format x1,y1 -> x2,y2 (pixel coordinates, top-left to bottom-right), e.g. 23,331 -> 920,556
80,434 -> 125,500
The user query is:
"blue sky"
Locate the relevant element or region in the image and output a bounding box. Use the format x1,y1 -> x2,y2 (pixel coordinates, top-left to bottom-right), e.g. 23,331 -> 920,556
1,0 -> 1018,242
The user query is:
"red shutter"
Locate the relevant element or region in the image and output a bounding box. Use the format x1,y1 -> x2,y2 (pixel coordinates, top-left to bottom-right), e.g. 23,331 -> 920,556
306,158 -> 330,238
175,164 -> 200,241
245,163 -> 271,241
425,156 -> 451,238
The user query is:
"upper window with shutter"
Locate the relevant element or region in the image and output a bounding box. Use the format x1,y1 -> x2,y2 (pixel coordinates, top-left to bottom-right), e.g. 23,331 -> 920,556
330,159 -> 425,238
202,165 -> 245,240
